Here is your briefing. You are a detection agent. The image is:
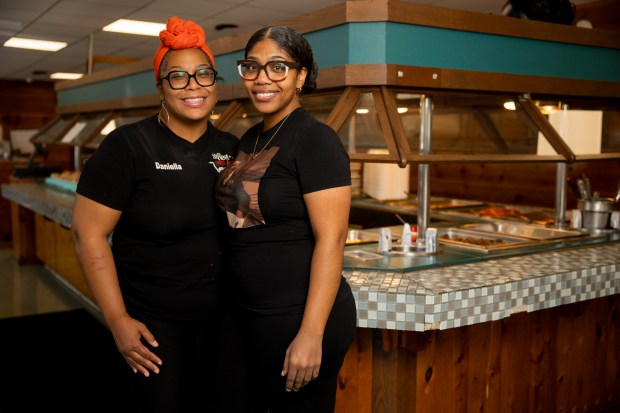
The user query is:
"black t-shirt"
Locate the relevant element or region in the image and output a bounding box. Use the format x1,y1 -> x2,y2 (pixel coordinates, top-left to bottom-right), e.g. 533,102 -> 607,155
77,115 -> 238,320
215,107 -> 351,314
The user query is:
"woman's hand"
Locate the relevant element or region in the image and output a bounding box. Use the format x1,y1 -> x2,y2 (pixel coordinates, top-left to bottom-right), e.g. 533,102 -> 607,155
108,314 -> 162,377
281,329 -> 322,392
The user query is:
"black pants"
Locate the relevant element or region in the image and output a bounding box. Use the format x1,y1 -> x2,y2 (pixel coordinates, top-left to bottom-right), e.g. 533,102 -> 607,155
235,291 -> 357,413
124,315 -> 221,413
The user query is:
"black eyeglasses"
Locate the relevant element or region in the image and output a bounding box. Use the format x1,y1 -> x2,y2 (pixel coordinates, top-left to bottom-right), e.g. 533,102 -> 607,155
160,68 -> 221,89
237,60 -> 301,82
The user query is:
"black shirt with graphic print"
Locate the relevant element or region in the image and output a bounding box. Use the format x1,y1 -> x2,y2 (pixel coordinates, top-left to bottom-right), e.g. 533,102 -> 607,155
215,107 -> 352,315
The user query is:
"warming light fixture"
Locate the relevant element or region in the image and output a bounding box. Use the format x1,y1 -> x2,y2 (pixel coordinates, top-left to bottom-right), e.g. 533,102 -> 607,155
503,101 -> 516,110
103,19 -> 166,36
50,72 -> 83,80
4,37 -> 67,52
356,108 -> 369,114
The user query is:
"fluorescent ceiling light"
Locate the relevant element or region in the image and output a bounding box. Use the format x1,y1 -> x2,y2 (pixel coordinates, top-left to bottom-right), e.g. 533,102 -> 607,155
4,37 -> 67,52
103,19 -> 166,36
50,72 -> 83,80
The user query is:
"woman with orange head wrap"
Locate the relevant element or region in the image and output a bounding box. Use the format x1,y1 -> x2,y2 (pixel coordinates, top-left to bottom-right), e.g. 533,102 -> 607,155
72,16 -> 238,412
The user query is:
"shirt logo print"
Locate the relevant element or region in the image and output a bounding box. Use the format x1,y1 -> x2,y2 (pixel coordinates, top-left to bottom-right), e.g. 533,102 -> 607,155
155,162 -> 183,170
210,153 -> 234,173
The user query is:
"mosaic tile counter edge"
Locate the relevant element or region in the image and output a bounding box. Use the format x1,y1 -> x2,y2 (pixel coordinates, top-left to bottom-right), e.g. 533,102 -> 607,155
347,243 -> 620,331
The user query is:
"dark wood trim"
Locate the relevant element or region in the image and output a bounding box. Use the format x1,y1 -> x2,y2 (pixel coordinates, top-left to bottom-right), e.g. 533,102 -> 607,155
516,98 -> 575,162
325,87 -> 361,133
55,60 -> 152,92
383,0 -> 620,49
213,100 -> 243,131
380,85 -> 410,166
402,153 -> 567,164
57,64 -> 620,114
212,1 -> 620,53
574,152 -> 620,160
371,87 -> 401,160
318,65 -> 620,99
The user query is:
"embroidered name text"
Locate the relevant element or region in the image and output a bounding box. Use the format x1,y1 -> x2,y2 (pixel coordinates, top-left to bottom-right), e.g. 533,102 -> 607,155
155,162 -> 183,170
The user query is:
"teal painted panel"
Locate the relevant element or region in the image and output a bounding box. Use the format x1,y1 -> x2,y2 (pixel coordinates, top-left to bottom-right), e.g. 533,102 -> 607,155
214,51 -> 245,86
384,23 -> 620,82
305,25 -> 351,68
58,72 -> 157,106
217,27 -> 353,74
213,27 -> 353,84
347,23 -> 386,64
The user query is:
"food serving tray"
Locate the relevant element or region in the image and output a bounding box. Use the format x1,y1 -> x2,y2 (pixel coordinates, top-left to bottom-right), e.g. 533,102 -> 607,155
442,205 -> 567,226
382,197 -> 485,211
460,222 -> 585,240
346,229 -> 381,246
437,228 -> 538,252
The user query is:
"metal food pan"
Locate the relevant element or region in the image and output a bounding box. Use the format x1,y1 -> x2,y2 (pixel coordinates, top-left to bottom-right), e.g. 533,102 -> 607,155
437,228 -> 537,252
346,229 -> 381,246
460,222 -> 585,240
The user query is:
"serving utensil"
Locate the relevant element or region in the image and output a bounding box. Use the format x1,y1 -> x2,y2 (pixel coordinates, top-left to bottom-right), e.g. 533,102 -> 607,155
566,178 -> 581,199
576,178 -> 591,200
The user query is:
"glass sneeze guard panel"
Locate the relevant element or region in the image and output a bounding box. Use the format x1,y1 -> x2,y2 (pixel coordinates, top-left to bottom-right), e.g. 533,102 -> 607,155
532,96 -> 620,155
399,92 -> 541,155
31,115 -> 78,144
219,100 -> 263,138
336,91 -> 388,156
57,112 -> 113,146
85,109 -> 157,149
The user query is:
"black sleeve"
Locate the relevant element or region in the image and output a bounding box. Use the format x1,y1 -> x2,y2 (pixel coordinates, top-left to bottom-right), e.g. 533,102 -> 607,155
76,128 -> 134,211
295,123 -> 351,194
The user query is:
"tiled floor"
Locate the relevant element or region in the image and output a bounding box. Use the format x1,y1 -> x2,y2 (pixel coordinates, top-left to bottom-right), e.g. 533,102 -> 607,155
0,248 -> 83,320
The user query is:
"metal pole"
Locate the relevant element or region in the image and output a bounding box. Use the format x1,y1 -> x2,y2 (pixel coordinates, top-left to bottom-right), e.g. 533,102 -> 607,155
554,104 -> 569,229
87,33 -> 94,74
417,95 -> 432,245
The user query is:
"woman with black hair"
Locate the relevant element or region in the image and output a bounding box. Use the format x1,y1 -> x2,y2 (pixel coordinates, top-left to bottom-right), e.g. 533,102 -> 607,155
215,26 -> 357,413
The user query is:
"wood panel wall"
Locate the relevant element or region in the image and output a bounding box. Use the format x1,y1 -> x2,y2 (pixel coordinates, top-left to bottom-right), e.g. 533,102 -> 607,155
336,294 -> 620,413
420,159 -> 620,208
0,80 -> 57,141
0,80 -> 74,247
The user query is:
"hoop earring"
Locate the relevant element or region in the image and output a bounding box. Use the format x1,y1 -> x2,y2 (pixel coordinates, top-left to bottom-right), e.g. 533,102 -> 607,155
158,100 -> 170,126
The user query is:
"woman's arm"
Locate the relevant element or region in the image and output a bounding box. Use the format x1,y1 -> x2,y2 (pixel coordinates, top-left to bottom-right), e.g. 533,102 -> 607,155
281,185 -> 351,392
71,194 -> 162,376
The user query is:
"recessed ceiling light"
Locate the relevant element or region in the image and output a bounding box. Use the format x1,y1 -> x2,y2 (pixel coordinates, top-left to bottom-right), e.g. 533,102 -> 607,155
4,37 -> 67,52
102,19 -> 166,36
50,72 -> 83,80
215,23 -> 239,31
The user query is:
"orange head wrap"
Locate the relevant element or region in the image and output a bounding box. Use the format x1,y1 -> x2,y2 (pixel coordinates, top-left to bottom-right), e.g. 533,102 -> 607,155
153,16 -> 215,81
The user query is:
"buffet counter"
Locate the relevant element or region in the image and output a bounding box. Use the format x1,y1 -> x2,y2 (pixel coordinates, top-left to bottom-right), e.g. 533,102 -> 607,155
5,182 -> 619,327
3,182 -> 620,412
